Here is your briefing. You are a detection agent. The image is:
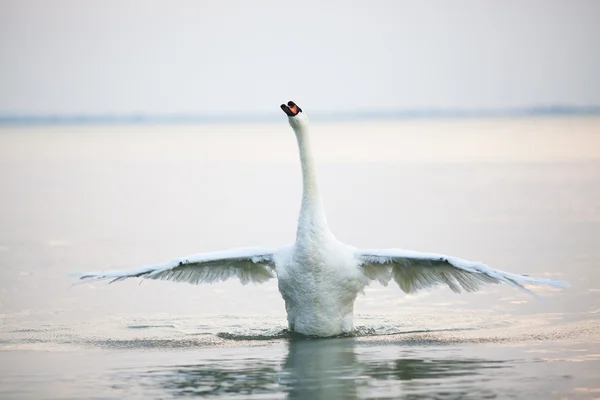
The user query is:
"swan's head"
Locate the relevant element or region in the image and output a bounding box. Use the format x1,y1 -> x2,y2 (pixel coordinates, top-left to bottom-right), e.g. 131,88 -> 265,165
280,101 -> 309,130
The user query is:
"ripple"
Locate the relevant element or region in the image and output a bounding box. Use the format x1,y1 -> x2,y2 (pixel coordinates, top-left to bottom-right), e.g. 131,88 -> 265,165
126,324 -> 178,330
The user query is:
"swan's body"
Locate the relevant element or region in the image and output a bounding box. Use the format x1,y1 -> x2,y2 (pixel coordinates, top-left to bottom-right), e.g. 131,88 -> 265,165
74,101 -> 567,337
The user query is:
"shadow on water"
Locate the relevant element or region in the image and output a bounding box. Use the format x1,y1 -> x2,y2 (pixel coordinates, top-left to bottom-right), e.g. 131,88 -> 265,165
136,338 -> 509,399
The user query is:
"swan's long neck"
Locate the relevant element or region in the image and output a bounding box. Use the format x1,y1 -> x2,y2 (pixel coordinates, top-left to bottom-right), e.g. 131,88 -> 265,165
293,123 -> 330,242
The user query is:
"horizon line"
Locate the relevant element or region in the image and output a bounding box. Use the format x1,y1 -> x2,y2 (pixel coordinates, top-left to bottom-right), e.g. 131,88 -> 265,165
1,105 -> 599,126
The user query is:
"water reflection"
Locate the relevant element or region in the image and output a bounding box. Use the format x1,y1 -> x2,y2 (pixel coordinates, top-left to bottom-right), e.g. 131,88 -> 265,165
143,359 -> 281,397
281,338 -> 360,399
141,338 -> 510,399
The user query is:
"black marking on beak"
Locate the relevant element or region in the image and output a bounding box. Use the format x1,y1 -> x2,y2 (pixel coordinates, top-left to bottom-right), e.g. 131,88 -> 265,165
280,101 -> 302,116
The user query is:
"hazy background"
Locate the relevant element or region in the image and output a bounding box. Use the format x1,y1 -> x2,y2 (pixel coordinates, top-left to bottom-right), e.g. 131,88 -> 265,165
1,0 -> 599,117
1,3 -> 600,398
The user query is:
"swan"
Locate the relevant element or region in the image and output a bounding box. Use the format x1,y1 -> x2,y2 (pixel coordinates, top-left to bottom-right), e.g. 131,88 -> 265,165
74,101 -> 567,337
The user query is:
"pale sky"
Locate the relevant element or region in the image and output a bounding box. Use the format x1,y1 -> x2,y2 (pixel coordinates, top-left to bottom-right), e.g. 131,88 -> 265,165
1,0 -> 599,115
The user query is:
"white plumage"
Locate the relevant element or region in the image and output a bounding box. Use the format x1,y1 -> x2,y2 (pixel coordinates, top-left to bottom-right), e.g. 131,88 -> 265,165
74,101 -> 567,337
74,247 -> 276,285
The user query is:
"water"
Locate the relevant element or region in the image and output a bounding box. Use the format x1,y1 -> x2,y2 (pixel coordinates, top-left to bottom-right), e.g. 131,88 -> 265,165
1,116 -> 599,399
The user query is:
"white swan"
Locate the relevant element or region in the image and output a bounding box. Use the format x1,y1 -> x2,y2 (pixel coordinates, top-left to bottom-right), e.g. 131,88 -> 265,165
74,101 -> 567,337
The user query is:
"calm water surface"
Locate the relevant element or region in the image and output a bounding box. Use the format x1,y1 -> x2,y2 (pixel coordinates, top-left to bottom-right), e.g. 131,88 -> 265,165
0,117 -> 599,399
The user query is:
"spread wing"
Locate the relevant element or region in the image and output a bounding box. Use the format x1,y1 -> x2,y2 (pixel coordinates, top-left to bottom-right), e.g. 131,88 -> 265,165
72,247 -> 277,286
357,248 -> 567,296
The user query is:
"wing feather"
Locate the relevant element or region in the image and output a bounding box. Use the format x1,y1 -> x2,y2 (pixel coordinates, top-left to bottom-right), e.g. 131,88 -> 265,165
73,247 -> 276,286
358,248 -> 567,295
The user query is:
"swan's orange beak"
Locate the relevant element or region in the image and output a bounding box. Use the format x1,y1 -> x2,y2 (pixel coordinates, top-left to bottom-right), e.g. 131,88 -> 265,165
281,101 -> 302,117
